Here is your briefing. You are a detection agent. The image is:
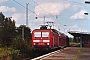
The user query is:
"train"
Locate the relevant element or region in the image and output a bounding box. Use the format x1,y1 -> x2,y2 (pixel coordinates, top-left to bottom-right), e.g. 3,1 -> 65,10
32,25 -> 69,51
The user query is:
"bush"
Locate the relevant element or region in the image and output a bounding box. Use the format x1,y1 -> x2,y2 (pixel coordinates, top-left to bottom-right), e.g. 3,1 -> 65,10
11,36 -> 31,58
0,47 -> 20,60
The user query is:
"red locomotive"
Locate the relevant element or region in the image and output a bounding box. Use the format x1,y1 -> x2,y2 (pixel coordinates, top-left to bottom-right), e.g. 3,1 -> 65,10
32,25 -> 69,50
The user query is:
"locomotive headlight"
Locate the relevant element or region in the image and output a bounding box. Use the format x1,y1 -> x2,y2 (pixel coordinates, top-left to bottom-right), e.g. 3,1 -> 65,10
47,43 -> 49,45
34,43 -> 36,45
43,40 -> 50,42
33,40 -> 40,42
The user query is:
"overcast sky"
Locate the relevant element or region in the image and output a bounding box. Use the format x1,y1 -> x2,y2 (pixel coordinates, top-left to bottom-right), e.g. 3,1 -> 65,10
0,0 -> 90,37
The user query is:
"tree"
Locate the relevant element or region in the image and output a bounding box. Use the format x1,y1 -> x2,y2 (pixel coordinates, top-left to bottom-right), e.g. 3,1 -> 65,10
11,36 -> 31,58
16,25 -> 32,43
0,12 -> 5,45
0,13 -> 16,46
0,12 -> 5,26
3,18 -> 16,46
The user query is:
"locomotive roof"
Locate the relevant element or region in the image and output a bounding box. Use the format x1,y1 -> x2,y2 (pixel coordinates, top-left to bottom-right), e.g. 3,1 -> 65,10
34,29 -> 65,35
34,29 -> 58,32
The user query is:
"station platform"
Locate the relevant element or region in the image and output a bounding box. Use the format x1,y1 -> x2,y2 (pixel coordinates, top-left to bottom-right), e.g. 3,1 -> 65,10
78,47 -> 90,60
41,47 -> 90,60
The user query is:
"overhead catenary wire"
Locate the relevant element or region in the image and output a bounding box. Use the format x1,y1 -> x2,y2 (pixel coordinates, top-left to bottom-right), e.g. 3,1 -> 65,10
33,0 -> 85,18
33,0 -> 53,16
13,0 -> 85,15
13,0 -> 85,20
13,0 -> 56,19
13,0 -> 35,14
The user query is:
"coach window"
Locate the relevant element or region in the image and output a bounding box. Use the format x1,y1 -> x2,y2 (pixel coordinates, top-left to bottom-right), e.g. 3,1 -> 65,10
34,32 -> 41,37
42,32 -> 49,37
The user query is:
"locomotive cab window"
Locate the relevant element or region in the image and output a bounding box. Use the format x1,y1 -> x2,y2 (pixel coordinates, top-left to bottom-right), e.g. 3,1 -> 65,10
34,32 -> 49,37
34,32 -> 41,37
42,32 -> 49,37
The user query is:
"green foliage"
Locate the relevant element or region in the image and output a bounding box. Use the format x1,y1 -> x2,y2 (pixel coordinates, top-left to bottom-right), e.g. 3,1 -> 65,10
16,25 -> 32,40
11,36 -> 31,57
0,12 -> 5,26
0,47 -> 20,59
0,12 -> 32,58
0,13 -> 16,46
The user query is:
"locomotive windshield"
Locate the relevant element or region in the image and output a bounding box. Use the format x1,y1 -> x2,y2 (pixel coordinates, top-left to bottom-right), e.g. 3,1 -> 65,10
34,32 -> 49,37
42,32 -> 49,37
34,32 -> 41,37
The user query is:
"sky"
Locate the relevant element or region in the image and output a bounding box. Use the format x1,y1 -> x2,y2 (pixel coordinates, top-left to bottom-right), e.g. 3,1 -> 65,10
0,0 -> 90,37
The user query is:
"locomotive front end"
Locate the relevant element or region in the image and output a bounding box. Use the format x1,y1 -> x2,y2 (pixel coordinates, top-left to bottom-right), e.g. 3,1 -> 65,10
32,30 -> 52,50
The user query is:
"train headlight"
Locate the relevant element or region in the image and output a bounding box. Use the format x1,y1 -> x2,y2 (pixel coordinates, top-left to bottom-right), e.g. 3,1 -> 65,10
47,43 -> 49,45
43,40 -> 50,42
34,43 -> 36,45
33,40 -> 40,42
